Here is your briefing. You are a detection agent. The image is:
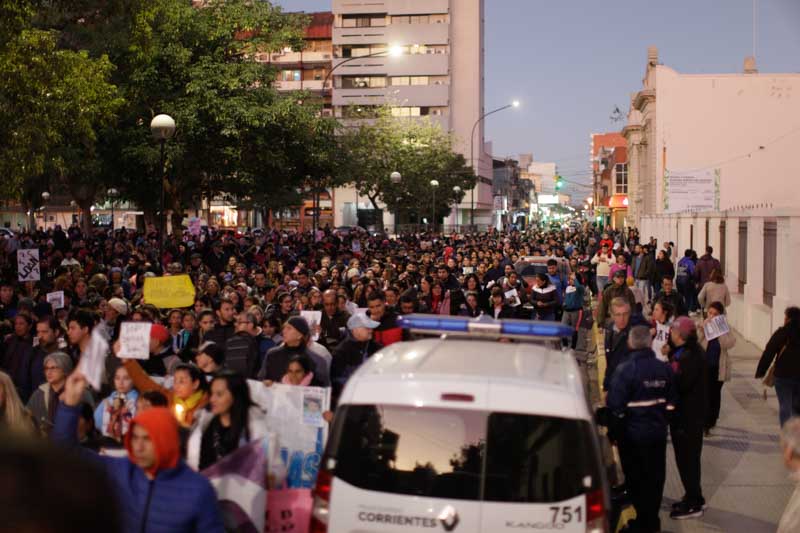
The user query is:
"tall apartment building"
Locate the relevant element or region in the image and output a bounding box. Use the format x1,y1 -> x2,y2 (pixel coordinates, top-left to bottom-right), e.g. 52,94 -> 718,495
330,0 -> 488,228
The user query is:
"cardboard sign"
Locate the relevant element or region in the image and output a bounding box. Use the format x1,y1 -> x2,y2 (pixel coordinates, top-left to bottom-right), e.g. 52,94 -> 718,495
78,328 -> 109,390
46,290 -> 65,310
118,322 -> 152,359
266,489 -> 312,533
17,249 -> 40,281
143,274 -> 195,308
505,288 -> 521,307
704,314 -> 730,341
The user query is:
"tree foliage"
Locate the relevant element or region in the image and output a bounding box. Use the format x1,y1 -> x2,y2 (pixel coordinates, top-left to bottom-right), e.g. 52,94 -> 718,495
337,111 -> 476,223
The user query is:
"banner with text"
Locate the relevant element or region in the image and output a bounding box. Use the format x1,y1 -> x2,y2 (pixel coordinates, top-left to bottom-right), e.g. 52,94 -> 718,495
663,168 -> 720,213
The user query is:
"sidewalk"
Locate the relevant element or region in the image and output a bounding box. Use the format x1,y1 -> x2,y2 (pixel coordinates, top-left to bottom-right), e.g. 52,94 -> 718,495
658,331 -> 794,532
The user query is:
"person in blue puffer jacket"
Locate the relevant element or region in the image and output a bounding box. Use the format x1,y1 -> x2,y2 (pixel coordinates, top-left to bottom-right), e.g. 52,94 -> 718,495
53,371 -> 224,533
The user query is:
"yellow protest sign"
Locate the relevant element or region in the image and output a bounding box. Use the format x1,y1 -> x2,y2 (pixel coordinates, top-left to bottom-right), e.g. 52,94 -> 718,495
143,274 -> 196,308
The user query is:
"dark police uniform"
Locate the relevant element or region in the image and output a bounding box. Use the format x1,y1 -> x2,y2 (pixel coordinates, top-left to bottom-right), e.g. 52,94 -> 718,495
607,348 -> 677,533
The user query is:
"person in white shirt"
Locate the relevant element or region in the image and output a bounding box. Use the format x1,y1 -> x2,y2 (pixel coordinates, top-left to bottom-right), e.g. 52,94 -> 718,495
651,300 -> 674,362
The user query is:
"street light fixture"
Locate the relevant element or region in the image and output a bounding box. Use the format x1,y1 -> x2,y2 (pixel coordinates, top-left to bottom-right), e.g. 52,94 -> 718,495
41,191 -> 50,231
150,114 -> 176,269
108,188 -> 119,232
323,45 -> 405,97
390,172 -> 402,234
469,101 -> 520,227
430,179 -> 439,233
452,185 -> 461,230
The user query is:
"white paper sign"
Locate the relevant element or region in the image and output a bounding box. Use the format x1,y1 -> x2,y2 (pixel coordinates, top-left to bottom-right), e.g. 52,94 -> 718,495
301,388 -> 326,427
118,322 -> 152,360
300,310 -> 322,342
704,314 -> 730,341
17,248 -> 40,281
46,290 -> 65,310
78,328 -> 109,391
188,217 -> 202,236
505,288 -> 521,307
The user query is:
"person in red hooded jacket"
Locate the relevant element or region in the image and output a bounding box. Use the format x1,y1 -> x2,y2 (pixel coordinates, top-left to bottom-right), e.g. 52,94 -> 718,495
54,371 -> 224,533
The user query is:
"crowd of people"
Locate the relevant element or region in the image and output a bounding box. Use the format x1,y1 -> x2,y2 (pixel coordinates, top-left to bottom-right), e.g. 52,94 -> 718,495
0,221 -> 795,532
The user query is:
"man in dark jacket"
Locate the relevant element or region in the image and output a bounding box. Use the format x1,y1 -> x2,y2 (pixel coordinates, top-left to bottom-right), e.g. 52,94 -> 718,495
694,246 -> 721,291
607,325 -> 677,533
225,312 -> 260,378
319,290 -> 350,353
632,245 -> 656,303
603,297 -> 648,392
667,316 -> 708,520
331,314 -> 383,406
653,276 -> 688,318
54,371 -> 224,533
258,316 -> 314,382
597,270 -> 637,326
366,290 -> 404,347
1,313 -> 34,400
205,298 -> 236,346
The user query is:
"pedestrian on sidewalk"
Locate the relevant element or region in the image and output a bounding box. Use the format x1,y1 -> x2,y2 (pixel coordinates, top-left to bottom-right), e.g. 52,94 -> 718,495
607,325 -> 677,533
778,417 -> 800,533
697,269 -> 730,316
756,306 -> 800,426
697,301 -> 736,434
676,250 -> 698,313
666,316 -> 708,520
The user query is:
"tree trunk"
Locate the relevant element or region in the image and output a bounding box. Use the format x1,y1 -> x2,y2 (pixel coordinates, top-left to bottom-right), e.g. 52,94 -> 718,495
79,199 -> 93,236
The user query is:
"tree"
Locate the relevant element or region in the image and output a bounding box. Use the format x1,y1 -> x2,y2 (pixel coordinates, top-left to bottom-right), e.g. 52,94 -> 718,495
0,1 -> 123,232
337,111 -> 475,227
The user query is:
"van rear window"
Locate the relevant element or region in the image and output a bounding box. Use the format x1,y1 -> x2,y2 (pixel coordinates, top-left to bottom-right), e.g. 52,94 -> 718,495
328,405 -> 602,502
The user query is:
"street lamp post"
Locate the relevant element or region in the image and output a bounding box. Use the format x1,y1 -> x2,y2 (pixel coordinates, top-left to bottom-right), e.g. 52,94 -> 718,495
322,46 -> 404,107
430,179 -> 439,233
469,100 -> 519,228
150,114 -> 176,270
41,191 -> 50,231
452,185 -> 461,231
108,188 -> 119,232
390,171 -> 401,234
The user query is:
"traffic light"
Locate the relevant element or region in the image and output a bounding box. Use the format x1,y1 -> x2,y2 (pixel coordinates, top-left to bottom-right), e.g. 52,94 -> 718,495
555,175 -> 564,190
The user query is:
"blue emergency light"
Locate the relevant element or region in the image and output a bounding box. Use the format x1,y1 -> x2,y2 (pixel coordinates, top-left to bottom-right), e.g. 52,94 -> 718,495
397,314 -> 573,339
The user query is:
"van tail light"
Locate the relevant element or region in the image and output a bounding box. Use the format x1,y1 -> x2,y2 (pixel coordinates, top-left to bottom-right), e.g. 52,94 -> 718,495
585,489 -> 608,533
309,468 -> 332,533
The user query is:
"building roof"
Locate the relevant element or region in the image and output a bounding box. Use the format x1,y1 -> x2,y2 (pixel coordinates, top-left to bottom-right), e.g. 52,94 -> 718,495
304,11 -> 333,39
591,132 -> 626,156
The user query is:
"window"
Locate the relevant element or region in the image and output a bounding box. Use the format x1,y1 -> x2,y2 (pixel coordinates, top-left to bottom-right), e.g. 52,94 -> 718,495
614,163 -> 628,194
341,76 -> 386,89
763,220 -> 777,307
391,107 -> 421,117
391,76 -> 410,86
341,14 -> 386,27
690,224 -> 694,250
410,15 -> 430,24
341,45 -> 387,58
280,70 -> 301,82
719,220 -> 726,273
328,406 -> 602,503
340,105 -> 379,119
705,219 -> 710,250
410,76 -> 429,85
738,220 -> 748,293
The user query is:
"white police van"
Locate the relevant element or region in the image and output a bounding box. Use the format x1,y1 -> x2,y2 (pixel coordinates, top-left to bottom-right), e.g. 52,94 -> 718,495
311,315 -> 609,533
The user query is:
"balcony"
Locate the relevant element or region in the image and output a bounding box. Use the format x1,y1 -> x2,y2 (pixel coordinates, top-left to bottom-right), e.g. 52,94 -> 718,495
333,0 -> 449,15
274,80 -> 325,92
333,23 -> 449,46
266,50 -> 333,64
333,83 -> 449,106
333,53 -> 449,76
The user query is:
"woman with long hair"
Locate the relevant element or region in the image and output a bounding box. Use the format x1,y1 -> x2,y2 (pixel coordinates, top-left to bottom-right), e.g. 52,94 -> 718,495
0,370 -> 34,435
757,307 -> 800,426
187,370 -> 273,471
698,269 -> 731,314
698,301 -> 736,434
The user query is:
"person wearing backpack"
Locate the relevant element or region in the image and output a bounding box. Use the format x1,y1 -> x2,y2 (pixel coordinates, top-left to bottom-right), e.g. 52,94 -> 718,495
676,250 -> 697,313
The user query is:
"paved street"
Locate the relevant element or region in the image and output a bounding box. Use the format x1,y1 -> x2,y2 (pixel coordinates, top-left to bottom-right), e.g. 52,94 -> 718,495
658,332 -> 794,532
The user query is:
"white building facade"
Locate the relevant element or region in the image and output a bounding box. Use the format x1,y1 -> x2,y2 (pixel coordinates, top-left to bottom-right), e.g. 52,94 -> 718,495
624,47 -> 800,348
331,0 -> 487,228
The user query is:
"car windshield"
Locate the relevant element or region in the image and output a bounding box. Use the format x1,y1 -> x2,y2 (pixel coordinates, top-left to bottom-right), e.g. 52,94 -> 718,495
327,405 -> 603,503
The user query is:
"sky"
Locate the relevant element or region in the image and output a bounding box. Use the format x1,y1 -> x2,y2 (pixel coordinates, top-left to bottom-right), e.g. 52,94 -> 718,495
274,0 -> 800,198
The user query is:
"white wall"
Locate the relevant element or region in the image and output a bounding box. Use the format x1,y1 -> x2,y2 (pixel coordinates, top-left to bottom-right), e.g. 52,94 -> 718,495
653,67 -> 800,214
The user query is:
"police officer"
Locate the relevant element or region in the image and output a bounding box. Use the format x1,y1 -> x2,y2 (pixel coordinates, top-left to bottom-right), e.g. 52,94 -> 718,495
607,325 -> 677,533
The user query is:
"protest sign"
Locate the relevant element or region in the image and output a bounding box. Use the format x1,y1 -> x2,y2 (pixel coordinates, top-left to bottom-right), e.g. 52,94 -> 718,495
46,290 -> 65,310
188,217 -> 202,236
17,249 -> 40,281
505,288 -> 521,307
78,328 -> 109,390
266,489 -> 312,533
704,314 -> 730,341
118,322 -> 152,359
143,274 -> 195,308
300,310 -> 322,342
249,384 -> 330,489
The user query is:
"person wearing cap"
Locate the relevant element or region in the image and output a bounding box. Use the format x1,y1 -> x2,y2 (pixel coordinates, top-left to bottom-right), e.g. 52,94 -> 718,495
138,322 -> 171,377
258,316 -> 316,383
193,341 -> 226,376
53,371 -> 224,533
331,313 -> 384,405
597,269 -> 637,326
606,325 -> 677,533
99,297 -> 129,342
27,351 -> 94,435
665,315 -> 708,520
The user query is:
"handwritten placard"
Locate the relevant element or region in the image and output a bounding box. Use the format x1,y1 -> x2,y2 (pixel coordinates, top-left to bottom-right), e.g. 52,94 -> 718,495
118,322 -> 152,359
78,328 -> 109,390
143,274 -> 195,308
704,314 -> 730,341
46,290 -> 65,310
17,249 -> 40,282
